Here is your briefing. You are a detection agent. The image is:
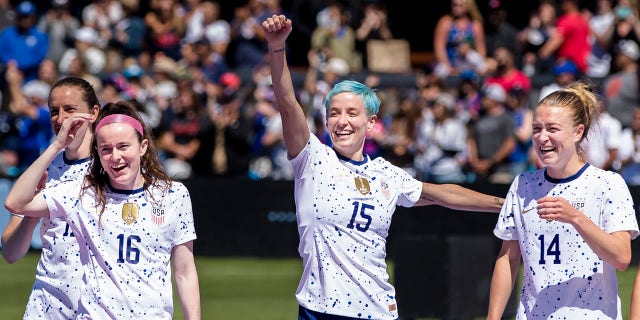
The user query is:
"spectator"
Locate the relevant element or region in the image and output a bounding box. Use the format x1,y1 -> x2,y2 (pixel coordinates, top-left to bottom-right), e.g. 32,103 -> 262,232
484,0 -> 520,58
36,0 -> 80,66
354,1 -> 393,70
377,90 -> 419,175
600,0 -> 640,73
197,1 -> 231,57
157,83 -> 205,180
583,99 -> 623,171
538,0 -> 591,74
5,62 -> 53,175
618,107 -> 640,184
0,1 -> 48,83
250,83 -> 293,180
182,0 -> 204,42
505,86 -> 533,177
414,92 -> 468,183
191,37 -> 229,85
455,39 -> 489,77
455,69 -> 482,124
35,58 -> 60,87
228,0 -> 270,73
485,46 -> 532,96
81,0 -> 122,44
58,26 -> 107,76
144,0 -> 184,61
149,53 -> 179,113
310,1 -> 362,73
538,59 -> 580,101
587,0 -> 615,78
517,0 -> 557,76
194,72 -> 253,177
433,0 -> 486,78
466,83 -> 516,184
119,61 -> 163,130
602,39 -> 640,129
0,0 -> 15,31
110,0 -> 147,60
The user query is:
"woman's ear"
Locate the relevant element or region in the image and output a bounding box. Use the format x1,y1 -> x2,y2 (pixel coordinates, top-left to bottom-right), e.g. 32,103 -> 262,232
367,114 -> 377,130
90,105 -> 100,122
574,123 -> 585,143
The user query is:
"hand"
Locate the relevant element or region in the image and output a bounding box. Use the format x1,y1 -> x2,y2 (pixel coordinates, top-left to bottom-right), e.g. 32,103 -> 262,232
536,196 -> 581,223
55,114 -> 92,151
261,15 -> 292,46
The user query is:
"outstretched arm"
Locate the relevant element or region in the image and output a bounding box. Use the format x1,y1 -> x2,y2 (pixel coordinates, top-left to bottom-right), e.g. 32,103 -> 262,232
414,182 -> 504,212
262,15 -> 310,159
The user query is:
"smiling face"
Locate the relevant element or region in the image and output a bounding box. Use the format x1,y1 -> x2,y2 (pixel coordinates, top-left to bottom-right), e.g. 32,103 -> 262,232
49,85 -> 98,134
326,92 -> 376,160
532,104 -> 585,178
96,123 -> 148,190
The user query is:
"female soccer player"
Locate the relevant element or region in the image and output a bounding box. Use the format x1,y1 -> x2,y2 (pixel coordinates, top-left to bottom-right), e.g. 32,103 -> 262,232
262,14 -> 504,320
487,82 -> 639,319
4,101 -> 201,319
1,77 -> 99,318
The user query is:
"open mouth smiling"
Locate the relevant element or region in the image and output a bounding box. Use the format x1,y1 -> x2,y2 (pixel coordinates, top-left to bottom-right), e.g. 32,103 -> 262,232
540,146 -> 555,154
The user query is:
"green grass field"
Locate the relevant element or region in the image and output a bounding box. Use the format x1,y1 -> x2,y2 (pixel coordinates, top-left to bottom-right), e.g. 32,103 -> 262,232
0,252 -> 637,319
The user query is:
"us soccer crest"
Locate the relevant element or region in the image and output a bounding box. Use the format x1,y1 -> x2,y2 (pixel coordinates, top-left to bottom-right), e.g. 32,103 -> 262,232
152,207 -> 166,226
122,203 -> 139,225
354,176 -> 370,195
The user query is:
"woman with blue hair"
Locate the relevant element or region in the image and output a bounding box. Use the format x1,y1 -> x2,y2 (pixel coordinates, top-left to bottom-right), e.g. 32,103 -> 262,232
262,14 -> 506,320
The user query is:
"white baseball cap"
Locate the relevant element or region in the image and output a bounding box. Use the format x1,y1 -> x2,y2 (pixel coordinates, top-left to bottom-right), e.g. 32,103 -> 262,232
483,83 -> 506,103
617,40 -> 640,60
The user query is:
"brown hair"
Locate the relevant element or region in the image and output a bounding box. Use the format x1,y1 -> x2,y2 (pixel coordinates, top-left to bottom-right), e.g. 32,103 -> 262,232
83,100 -> 170,216
48,76 -> 100,112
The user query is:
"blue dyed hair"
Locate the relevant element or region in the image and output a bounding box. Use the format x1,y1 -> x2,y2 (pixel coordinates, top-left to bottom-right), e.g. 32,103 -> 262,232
324,80 -> 380,117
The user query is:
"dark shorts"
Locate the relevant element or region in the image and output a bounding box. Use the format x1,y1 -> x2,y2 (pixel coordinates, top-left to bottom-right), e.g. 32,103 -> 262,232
298,305 -> 398,320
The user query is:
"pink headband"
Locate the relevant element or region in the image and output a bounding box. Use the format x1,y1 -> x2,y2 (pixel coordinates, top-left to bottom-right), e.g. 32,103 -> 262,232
95,114 -> 144,135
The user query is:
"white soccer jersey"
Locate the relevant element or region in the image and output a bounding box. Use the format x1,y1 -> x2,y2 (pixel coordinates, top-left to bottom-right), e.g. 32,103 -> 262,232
24,151 -> 91,320
291,134 -> 422,319
494,164 -> 640,319
42,179 -> 197,319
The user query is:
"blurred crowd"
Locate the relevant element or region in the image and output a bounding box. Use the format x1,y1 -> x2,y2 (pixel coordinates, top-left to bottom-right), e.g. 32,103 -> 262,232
1,0 -> 640,185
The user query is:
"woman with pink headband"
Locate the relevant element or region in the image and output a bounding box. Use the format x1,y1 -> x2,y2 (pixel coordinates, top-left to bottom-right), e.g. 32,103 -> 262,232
4,100 -> 201,319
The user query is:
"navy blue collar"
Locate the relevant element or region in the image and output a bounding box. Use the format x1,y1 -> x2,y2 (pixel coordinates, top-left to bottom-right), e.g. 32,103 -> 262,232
544,163 -> 590,183
334,149 -> 369,165
62,151 -> 91,165
106,182 -> 145,195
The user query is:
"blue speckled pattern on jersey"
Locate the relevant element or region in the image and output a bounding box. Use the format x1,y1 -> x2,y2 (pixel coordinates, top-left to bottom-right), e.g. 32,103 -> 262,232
43,179 -> 196,319
23,151 -> 91,319
494,164 -> 639,319
291,134 -> 422,319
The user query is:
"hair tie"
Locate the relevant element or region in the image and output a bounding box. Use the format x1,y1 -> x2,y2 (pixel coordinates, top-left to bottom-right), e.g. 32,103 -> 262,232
95,114 -> 144,135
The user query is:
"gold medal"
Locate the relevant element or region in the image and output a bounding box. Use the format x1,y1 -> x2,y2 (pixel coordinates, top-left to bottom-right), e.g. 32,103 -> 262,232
122,203 -> 139,225
354,176 -> 370,195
